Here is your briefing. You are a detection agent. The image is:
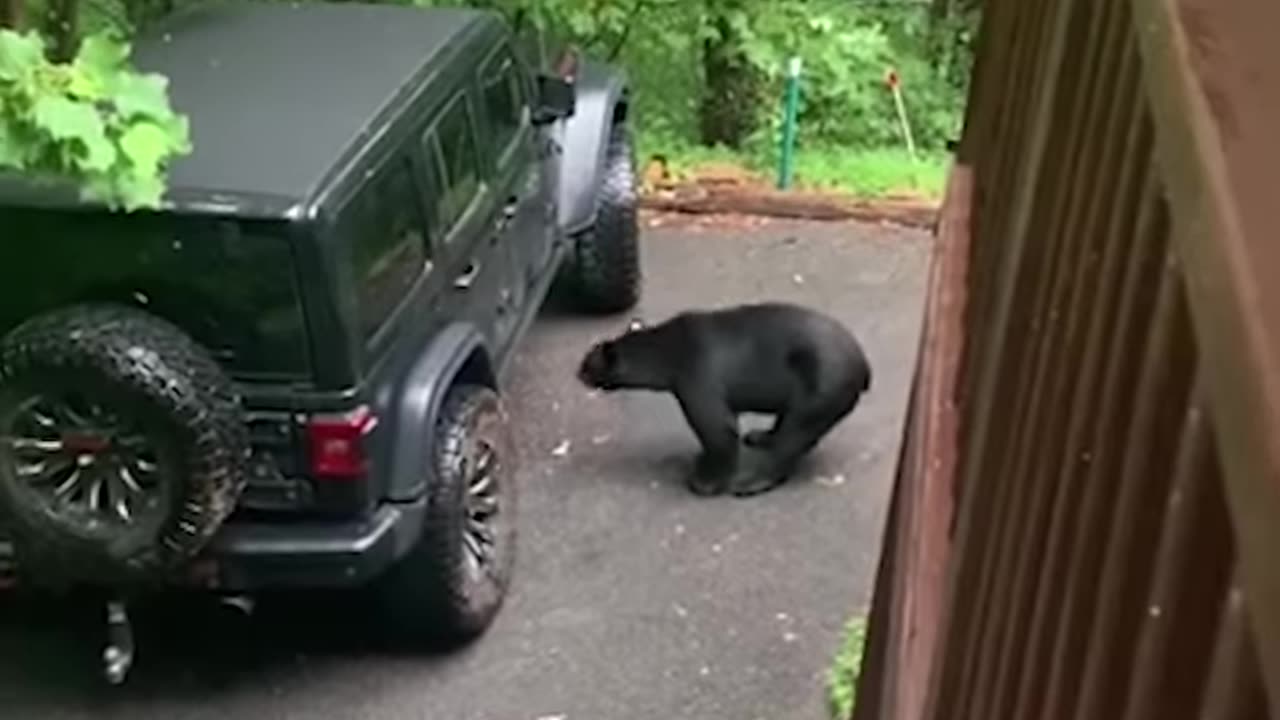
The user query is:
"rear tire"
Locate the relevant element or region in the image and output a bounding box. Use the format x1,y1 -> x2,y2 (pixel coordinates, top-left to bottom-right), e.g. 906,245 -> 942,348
566,121 -> 642,314
370,383 -> 517,645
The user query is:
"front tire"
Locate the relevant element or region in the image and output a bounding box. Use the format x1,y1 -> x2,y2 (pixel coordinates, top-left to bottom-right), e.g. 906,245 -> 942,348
371,383 -> 517,645
567,121 -> 642,314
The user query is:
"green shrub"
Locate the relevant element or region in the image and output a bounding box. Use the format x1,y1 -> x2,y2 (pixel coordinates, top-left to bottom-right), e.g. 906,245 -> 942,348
828,616 -> 869,719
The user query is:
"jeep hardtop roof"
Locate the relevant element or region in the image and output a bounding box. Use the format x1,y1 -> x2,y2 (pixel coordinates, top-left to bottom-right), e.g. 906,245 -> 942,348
3,2 -> 498,216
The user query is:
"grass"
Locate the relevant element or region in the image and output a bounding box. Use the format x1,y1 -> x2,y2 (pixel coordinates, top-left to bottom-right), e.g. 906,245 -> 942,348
827,616 -> 869,720
789,146 -> 948,199
637,131 -> 948,200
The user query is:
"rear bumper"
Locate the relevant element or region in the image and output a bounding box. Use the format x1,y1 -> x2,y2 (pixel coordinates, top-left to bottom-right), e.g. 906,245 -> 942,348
0,499 -> 426,593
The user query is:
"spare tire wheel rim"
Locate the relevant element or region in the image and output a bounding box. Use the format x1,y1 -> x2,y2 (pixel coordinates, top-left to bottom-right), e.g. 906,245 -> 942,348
3,391 -> 171,538
462,436 -> 501,577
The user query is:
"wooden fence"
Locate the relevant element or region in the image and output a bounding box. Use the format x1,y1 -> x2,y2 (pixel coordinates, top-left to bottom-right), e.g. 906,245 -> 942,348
852,0 -> 1280,718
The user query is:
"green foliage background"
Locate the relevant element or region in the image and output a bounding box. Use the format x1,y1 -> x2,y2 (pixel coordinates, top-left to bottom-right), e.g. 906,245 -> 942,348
409,0 -> 977,193
391,0 -> 978,194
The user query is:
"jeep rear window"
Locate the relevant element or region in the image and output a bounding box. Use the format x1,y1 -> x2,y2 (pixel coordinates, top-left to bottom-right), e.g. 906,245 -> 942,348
0,212 -> 310,380
338,158 -> 431,341
425,94 -> 482,237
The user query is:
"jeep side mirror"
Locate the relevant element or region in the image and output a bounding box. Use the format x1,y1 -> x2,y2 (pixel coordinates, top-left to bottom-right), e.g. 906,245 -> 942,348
531,74 -> 575,125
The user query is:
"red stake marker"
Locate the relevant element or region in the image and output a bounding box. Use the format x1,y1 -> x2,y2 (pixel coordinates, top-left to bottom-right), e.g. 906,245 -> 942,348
884,66 -> 917,161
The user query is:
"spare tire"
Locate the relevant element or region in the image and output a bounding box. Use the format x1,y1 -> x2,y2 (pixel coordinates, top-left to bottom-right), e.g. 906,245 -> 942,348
0,304 -> 250,587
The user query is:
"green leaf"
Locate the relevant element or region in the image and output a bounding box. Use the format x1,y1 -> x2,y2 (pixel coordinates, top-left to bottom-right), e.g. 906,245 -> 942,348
65,66 -> 103,100
111,72 -> 173,120
76,33 -> 131,75
0,30 -> 46,81
80,173 -> 120,206
69,33 -> 131,98
808,15 -> 835,34
114,169 -> 166,211
31,95 -> 117,175
32,95 -> 106,144
119,121 -> 172,174
0,119 -> 26,168
154,112 -> 192,156
82,132 -> 118,172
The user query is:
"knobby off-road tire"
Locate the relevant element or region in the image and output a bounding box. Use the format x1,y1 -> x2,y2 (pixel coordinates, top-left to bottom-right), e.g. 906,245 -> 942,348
568,121 -> 642,314
371,383 -> 517,645
0,304 -> 250,587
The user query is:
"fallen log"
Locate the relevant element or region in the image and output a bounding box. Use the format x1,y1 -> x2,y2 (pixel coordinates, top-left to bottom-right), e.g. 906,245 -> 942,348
638,185 -> 940,229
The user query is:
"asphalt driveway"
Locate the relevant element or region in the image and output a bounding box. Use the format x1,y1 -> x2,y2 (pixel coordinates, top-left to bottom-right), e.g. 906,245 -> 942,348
0,216 -> 929,720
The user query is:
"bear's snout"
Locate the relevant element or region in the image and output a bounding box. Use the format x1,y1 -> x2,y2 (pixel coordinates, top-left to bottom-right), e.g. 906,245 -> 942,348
577,345 -> 608,387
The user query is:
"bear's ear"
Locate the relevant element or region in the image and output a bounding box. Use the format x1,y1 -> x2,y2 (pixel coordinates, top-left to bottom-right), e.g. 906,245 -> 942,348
627,317 -> 645,332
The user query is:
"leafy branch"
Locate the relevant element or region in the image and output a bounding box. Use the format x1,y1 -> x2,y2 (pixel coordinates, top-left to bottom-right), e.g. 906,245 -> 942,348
0,29 -> 191,211
604,0 -> 651,61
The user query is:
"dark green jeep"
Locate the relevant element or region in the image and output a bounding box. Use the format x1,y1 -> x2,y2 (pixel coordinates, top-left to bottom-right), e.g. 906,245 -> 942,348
0,1 -> 641,682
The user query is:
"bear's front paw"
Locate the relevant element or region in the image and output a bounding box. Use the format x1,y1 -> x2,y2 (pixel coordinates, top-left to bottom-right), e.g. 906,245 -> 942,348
688,453 -> 733,496
686,473 -> 727,497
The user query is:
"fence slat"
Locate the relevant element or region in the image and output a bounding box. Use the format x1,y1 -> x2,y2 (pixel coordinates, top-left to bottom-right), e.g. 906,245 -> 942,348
1072,269 -> 1197,719
994,27 -> 1151,720
925,0 -> 1091,712
962,3 -> 1115,712
1200,584 -> 1269,720
1008,154 -> 1167,720
1120,383 -> 1232,720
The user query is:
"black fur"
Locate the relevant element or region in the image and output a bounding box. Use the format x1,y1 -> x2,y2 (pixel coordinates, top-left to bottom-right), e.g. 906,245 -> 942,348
577,302 -> 871,497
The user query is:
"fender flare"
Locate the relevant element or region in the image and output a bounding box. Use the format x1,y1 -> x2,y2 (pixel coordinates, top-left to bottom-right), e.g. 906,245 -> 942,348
555,59 -> 630,236
383,322 -> 495,501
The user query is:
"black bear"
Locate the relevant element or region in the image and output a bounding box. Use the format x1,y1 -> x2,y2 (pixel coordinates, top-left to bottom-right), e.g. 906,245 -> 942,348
577,302 -> 871,497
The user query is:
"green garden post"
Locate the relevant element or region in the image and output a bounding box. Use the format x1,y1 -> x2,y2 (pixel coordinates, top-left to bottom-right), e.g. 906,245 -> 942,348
777,56 -> 802,190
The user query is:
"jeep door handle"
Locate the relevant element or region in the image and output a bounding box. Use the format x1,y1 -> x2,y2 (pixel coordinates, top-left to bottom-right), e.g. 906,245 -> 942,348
496,197 -> 518,231
454,261 -> 481,290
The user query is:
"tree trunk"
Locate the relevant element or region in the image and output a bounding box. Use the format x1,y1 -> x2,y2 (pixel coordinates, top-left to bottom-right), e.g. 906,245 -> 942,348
698,3 -> 759,149
1,0 -> 25,29
42,0 -> 79,61
126,0 -> 177,30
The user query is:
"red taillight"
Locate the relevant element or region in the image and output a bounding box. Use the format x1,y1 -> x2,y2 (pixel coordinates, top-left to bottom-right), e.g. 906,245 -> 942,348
307,405 -> 378,480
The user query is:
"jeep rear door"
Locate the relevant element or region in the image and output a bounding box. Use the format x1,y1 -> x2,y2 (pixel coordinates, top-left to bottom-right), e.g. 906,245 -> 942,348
420,89 -> 520,356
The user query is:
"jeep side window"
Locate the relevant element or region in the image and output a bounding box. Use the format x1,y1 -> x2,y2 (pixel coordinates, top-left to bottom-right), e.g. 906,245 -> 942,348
346,158 -> 431,340
480,47 -> 526,158
428,94 -> 483,237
